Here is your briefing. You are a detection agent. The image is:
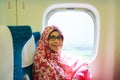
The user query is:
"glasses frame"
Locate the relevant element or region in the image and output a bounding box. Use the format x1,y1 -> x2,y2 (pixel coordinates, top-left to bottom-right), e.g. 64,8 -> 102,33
48,35 -> 63,41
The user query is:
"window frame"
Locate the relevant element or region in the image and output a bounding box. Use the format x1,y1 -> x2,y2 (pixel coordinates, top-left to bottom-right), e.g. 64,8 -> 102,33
42,3 -> 100,63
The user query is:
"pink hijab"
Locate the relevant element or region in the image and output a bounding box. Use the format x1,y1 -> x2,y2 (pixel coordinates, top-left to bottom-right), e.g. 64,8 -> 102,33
33,25 -> 90,80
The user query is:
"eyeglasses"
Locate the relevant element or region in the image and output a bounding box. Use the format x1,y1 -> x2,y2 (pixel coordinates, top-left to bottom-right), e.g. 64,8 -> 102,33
48,35 -> 63,41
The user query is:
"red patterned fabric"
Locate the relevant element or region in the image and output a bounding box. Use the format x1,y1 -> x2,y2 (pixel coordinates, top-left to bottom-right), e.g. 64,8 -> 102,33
33,26 -> 91,80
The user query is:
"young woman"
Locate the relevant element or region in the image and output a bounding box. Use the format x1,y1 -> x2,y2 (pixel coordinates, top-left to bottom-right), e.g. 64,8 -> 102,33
33,25 -> 90,80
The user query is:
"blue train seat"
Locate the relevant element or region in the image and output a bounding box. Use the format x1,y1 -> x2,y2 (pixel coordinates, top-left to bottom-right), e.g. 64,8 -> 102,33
8,25 -> 35,80
0,25 -> 41,80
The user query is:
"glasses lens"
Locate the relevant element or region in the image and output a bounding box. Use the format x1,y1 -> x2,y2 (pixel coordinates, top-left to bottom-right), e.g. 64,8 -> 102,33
49,35 -> 62,41
57,36 -> 62,40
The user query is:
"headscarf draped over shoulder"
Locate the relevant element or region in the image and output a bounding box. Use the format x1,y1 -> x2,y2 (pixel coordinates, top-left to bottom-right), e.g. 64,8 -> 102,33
33,25 -> 91,80
33,25 -> 70,80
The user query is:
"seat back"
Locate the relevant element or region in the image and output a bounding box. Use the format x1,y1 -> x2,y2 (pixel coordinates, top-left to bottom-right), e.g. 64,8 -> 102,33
0,25 -> 13,80
8,25 -> 33,80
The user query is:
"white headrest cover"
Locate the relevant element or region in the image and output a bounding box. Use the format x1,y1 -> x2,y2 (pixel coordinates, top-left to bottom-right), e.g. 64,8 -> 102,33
0,25 -> 13,80
22,35 -> 35,67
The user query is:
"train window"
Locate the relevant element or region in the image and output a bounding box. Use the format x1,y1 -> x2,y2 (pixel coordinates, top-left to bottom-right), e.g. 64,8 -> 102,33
42,3 -> 100,64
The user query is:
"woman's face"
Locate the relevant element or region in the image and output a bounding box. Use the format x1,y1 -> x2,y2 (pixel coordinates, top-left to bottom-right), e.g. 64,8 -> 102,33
48,31 -> 63,52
